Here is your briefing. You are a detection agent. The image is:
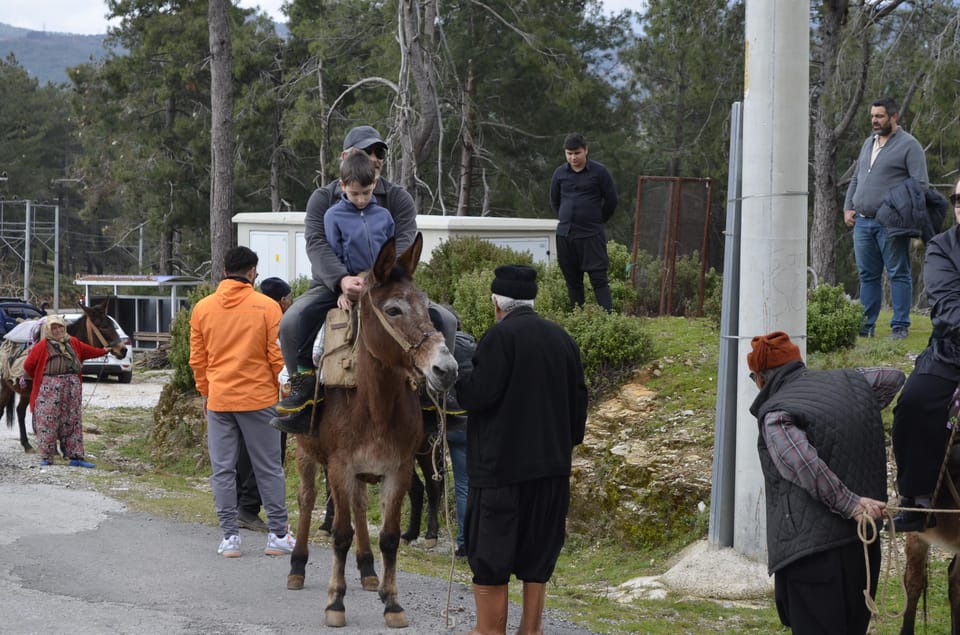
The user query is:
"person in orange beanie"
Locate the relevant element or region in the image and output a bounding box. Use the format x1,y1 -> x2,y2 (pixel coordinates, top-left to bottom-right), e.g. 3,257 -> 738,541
747,331 -> 903,635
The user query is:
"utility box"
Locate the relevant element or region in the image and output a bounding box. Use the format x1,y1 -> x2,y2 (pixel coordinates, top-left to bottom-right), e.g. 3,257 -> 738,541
232,212 -> 558,284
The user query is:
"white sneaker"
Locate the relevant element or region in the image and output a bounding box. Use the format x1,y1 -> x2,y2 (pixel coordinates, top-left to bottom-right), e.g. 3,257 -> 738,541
218,534 -> 241,558
265,531 -> 296,556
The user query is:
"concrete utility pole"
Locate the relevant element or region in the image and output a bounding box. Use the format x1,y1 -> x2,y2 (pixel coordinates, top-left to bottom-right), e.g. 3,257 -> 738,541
734,1 -> 810,561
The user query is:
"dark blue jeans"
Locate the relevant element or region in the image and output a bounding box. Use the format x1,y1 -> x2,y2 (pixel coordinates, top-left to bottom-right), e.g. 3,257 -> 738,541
446,426 -> 468,549
853,215 -> 912,331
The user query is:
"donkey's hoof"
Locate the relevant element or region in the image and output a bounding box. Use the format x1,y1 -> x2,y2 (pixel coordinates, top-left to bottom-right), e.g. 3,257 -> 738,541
22,446 -> 34,453
325,609 -> 346,627
287,574 -> 304,590
384,608 -> 408,628
361,575 -> 380,592
422,538 -> 437,549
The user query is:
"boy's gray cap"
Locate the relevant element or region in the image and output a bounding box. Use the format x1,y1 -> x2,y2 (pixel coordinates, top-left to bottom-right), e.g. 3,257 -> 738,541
343,125 -> 387,151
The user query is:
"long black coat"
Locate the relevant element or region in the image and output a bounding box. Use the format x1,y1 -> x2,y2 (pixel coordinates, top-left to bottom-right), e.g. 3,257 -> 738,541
456,305 -> 587,488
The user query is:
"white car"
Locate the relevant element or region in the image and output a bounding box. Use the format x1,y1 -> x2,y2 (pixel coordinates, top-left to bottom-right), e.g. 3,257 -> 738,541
64,314 -> 135,383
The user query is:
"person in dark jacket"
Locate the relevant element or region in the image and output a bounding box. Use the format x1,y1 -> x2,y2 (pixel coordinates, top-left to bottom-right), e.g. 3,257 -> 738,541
874,177 -> 947,243
274,125 -> 416,433
549,133 -> 618,312
456,265 -> 588,635
889,177 -> 960,532
748,332 -> 903,635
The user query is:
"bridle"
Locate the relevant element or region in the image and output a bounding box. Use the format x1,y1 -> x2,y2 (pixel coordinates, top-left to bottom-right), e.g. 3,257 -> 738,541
362,289 -> 438,391
83,316 -> 123,353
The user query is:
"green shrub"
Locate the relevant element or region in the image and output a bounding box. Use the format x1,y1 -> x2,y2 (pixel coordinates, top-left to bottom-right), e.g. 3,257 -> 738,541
554,305 -> 655,396
807,282 -> 862,353
629,249 -> 711,318
416,236 -> 533,306
168,283 -> 214,394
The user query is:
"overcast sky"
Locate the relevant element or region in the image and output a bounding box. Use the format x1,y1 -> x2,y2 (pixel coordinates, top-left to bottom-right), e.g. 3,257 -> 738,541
3,0 -> 638,35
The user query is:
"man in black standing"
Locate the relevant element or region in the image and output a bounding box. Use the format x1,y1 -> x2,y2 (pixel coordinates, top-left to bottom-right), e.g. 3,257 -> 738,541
549,133 -> 618,312
456,265 -> 588,635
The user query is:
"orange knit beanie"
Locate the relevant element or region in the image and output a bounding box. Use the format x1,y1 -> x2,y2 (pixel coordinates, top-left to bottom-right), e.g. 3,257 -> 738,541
747,331 -> 802,373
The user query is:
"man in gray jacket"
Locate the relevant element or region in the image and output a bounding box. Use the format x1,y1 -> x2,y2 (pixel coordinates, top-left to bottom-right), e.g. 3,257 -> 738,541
843,97 -> 928,340
272,125 -> 417,434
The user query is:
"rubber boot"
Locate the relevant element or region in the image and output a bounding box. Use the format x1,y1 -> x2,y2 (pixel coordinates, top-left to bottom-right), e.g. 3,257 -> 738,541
459,583 -> 508,635
516,581 -> 545,635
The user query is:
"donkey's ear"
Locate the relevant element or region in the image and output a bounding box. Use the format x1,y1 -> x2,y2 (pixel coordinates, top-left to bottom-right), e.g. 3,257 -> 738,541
396,233 -> 422,278
372,236 -> 398,284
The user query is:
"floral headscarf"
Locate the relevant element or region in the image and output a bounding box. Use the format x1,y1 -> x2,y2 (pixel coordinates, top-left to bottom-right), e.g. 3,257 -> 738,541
41,315 -> 80,372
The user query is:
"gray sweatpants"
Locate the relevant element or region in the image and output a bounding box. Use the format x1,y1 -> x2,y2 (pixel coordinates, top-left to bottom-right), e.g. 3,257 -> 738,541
206,408 -> 288,537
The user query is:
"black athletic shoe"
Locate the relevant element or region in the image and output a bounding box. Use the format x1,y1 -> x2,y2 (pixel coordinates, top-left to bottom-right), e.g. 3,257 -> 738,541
270,406 -> 320,435
276,371 -> 317,414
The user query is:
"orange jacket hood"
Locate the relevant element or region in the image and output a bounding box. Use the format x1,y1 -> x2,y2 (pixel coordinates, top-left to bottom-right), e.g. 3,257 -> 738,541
188,278 -> 284,412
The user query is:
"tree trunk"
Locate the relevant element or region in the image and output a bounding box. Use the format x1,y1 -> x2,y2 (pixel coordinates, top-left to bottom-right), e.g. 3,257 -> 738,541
398,0 -> 441,198
208,0 -> 234,283
456,61 -> 475,217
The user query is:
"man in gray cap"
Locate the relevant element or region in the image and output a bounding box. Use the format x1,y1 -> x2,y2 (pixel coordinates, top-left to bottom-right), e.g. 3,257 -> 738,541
456,265 -> 588,635
273,125 -> 417,433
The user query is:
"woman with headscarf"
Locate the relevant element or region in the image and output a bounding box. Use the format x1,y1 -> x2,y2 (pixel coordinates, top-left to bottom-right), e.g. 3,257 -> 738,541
23,315 -> 109,467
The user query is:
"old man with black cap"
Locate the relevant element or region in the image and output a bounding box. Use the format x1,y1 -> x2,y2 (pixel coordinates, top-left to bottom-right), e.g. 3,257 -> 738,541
274,125 -> 417,434
456,264 -> 588,635
747,331 -> 903,635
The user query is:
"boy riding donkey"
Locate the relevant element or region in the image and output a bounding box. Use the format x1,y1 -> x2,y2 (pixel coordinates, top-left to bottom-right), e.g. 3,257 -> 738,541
272,138 -> 404,434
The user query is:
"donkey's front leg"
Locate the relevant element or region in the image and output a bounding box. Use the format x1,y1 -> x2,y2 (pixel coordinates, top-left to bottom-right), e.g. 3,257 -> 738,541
325,468 -> 354,628
379,467 -> 412,628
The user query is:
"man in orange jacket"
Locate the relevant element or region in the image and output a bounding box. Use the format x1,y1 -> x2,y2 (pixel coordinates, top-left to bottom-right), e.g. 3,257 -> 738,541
189,246 -> 295,559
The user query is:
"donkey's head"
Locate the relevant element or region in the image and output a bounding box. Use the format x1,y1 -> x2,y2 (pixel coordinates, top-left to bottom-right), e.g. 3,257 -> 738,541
69,299 -> 129,359
361,233 -> 458,393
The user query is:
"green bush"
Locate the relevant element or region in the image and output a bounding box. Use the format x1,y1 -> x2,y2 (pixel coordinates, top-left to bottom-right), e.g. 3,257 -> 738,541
416,236 -> 533,306
629,249 -> 711,318
553,305 -> 655,396
167,283 -> 214,394
807,282 -> 862,353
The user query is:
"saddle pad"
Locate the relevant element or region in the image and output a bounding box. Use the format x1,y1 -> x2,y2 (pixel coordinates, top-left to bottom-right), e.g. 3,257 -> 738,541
0,339 -> 28,381
321,307 -> 357,388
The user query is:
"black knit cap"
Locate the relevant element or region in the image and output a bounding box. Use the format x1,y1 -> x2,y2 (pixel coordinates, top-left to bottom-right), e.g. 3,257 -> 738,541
491,265 -> 538,300
259,277 -> 291,302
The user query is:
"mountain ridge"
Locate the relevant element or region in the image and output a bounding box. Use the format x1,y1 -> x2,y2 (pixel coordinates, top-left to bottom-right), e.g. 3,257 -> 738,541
0,22 -> 111,84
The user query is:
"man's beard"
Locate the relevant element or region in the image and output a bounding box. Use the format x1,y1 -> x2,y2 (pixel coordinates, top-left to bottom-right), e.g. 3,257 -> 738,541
873,122 -> 893,136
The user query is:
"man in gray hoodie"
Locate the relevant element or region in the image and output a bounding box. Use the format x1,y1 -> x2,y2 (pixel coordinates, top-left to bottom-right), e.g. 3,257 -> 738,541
843,97 -> 928,341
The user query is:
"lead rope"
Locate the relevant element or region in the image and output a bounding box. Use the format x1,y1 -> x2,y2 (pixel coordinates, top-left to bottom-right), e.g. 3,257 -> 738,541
426,386 -> 459,630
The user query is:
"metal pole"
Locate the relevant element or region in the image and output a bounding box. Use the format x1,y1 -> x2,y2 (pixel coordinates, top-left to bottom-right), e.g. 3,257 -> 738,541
54,205 -> 60,311
23,200 -> 31,301
709,102 -> 743,548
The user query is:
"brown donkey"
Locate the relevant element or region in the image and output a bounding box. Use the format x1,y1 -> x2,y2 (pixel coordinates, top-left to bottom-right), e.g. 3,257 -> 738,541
900,437 -> 960,635
286,233 -> 458,628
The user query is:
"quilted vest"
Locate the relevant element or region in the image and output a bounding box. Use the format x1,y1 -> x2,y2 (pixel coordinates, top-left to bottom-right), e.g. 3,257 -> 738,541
753,363 -> 886,573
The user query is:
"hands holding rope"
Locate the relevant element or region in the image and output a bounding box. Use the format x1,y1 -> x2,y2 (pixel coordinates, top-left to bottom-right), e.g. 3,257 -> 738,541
853,496 -> 887,523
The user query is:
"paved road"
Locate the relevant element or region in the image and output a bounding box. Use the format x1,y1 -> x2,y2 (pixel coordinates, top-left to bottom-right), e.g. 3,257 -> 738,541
0,373 -> 596,634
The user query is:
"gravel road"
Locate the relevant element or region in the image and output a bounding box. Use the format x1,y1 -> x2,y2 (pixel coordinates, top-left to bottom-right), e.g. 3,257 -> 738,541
0,370 -> 597,634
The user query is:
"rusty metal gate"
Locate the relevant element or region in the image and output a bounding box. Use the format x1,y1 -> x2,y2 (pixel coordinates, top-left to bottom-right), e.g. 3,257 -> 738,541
629,177 -> 713,316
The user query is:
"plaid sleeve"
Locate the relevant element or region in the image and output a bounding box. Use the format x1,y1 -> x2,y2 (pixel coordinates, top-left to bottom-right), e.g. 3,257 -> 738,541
856,367 -> 906,409
761,410 -> 860,518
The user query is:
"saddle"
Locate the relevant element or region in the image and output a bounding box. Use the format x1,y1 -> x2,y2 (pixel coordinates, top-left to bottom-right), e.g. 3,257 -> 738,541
320,307 -> 358,388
